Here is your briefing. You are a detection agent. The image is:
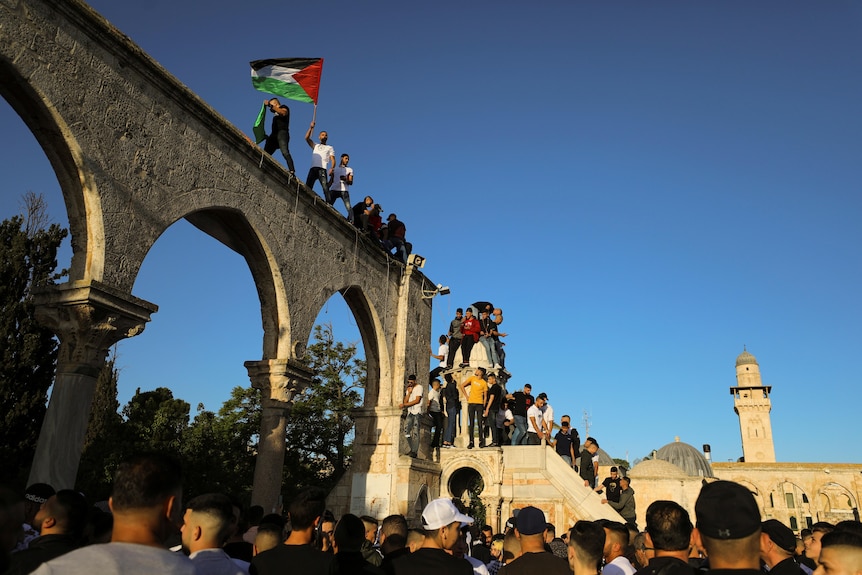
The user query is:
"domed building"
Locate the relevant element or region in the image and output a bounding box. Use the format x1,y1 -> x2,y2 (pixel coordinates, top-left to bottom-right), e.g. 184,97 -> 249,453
625,349 -> 861,532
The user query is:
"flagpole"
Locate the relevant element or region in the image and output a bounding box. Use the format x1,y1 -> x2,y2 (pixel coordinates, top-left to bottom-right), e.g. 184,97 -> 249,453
312,104 -> 317,124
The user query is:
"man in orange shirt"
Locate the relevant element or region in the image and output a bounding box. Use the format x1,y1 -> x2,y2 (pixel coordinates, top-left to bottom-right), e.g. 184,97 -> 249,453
458,368 -> 488,449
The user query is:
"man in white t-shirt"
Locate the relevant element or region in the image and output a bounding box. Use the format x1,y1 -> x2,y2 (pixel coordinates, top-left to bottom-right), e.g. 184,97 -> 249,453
429,335 -> 449,383
399,375 -> 424,458
526,395 -> 546,445
328,153 -> 354,222
304,121 -> 335,203
538,393 -> 554,445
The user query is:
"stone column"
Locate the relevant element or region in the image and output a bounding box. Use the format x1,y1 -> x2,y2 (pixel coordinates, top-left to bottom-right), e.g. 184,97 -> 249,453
245,358 -> 313,512
28,281 -> 157,488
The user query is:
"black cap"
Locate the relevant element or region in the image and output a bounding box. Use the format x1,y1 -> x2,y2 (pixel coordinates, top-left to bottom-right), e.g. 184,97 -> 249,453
762,519 -> 796,552
695,480 -> 761,540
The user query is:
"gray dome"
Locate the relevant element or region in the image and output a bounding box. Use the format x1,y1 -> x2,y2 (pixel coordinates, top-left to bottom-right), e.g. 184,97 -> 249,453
655,439 -> 714,478
596,447 -> 615,467
736,349 -> 758,367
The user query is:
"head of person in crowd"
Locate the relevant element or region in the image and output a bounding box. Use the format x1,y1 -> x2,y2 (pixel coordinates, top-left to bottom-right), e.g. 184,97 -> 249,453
339,153 -> 349,167
406,529 -> 425,552
523,383 -> 532,394
109,452 -> 184,547
534,395 -> 546,409
319,510 -> 336,552
254,522 -> 284,556
834,522 -> 862,538
379,514 -> 408,556
332,514 -> 365,554
545,522 -> 557,544
760,519 -> 798,569
419,498 -> 472,551
318,130 -> 328,144
490,533 -> 505,560
620,477 -> 631,492
503,530 -> 522,563
584,437 -> 599,454
514,506 -> 548,552
481,524 -> 493,545
464,308 -> 474,321
181,493 -> 235,553
693,480 -> 762,569
360,515 -> 378,544
568,520 -> 606,575
455,308 -> 463,319
602,521 -> 630,564
644,500 -> 693,561
633,531 -> 654,568
363,195 -> 374,208
287,486 -> 328,542
474,367 -> 487,379
609,467 -> 619,480
23,483 -> 55,528
33,489 -> 89,541
815,530 -> 862,575
809,522 -> 837,565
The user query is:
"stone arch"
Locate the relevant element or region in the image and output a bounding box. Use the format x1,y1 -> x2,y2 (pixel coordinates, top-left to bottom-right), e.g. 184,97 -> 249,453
336,285 -> 389,408
817,482 -> 858,522
0,59 -> 104,283
179,208 -> 292,358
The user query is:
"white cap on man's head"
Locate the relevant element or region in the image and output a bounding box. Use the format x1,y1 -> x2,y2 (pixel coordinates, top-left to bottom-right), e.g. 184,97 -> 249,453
421,498 -> 474,530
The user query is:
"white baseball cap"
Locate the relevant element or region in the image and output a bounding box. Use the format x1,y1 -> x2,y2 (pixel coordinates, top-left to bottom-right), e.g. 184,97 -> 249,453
421,498 -> 474,530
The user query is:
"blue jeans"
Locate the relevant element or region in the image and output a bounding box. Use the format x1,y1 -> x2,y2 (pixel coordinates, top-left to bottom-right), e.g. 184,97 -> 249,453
306,167 -> 332,202
467,404 -> 484,446
264,130 -> 295,172
445,405 -> 459,444
512,415 -> 527,445
404,413 -> 419,455
480,336 -> 499,365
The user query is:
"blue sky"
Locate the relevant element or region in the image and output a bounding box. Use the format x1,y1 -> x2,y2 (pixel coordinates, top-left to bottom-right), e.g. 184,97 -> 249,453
2,1 -> 861,466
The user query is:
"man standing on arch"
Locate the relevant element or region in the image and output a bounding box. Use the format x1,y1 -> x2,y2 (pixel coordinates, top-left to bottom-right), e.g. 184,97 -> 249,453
304,121 -> 335,203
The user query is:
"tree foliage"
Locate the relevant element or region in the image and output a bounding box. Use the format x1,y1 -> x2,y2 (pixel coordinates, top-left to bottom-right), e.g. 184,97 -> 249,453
75,323 -> 366,504
77,352 -> 124,500
283,323 -> 366,498
0,198 -> 67,486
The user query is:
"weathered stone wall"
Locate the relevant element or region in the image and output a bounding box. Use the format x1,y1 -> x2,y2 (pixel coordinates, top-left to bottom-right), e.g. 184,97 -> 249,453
1,0 -> 433,508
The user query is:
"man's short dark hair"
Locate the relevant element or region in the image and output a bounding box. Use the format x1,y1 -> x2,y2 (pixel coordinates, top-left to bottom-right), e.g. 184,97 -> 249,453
287,487 -> 327,531
456,308 -> 463,313
812,521 -> 835,535
546,522 -> 556,537
604,521 -> 629,547
821,530 -> 862,550
49,490 -> 89,537
569,520 -> 606,569
186,493 -> 236,544
381,514 -> 408,539
335,513 -> 366,553
110,453 -> 182,511
477,367 -> 486,376
646,500 -> 693,551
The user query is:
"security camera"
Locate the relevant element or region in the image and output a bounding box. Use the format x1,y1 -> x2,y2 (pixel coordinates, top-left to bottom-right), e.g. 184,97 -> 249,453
407,254 -> 425,268
437,284 -> 451,296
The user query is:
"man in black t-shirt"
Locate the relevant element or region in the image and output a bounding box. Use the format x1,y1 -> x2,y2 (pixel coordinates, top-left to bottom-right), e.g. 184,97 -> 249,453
507,384 -> 534,446
263,98 -> 295,173
579,439 -> 599,488
484,374 -> 503,447
598,466 -> 622,503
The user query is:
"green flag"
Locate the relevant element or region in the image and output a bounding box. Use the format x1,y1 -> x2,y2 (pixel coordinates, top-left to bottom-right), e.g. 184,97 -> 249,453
253,102 -> 267,144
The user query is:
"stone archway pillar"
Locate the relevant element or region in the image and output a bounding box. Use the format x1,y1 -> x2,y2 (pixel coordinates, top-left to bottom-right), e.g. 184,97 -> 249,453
245,358 -> 314,512
28,281 -> 157,489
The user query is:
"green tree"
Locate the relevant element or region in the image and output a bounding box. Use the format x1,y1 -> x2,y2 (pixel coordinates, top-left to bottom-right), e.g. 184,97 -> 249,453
122,387 -> 190,453
0,196 -> 67,486
283,323 -> 366,497
182,386 -> 260,501
77,352 -> 125,500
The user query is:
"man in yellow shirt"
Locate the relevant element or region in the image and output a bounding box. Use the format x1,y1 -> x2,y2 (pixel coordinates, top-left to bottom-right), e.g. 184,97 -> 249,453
458,368 -> 488,449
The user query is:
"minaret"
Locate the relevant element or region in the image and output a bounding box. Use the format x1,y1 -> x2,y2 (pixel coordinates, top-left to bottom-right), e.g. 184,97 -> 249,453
730,348 -> 776,462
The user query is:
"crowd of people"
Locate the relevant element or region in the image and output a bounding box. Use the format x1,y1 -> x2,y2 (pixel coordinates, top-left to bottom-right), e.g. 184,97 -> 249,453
5,457 -> 860,575
261,99 -> 411,263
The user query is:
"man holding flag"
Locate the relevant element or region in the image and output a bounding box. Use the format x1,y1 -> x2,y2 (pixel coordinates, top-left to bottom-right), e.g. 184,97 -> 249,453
250,57 -> 323,175
261,98 -> 295,173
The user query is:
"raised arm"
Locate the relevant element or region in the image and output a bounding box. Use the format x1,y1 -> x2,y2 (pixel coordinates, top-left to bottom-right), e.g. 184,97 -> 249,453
305,121 -> 315,148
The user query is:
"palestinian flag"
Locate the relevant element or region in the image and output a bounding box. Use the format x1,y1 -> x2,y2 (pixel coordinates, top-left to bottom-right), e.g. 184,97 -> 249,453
250,58 -> 323,105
